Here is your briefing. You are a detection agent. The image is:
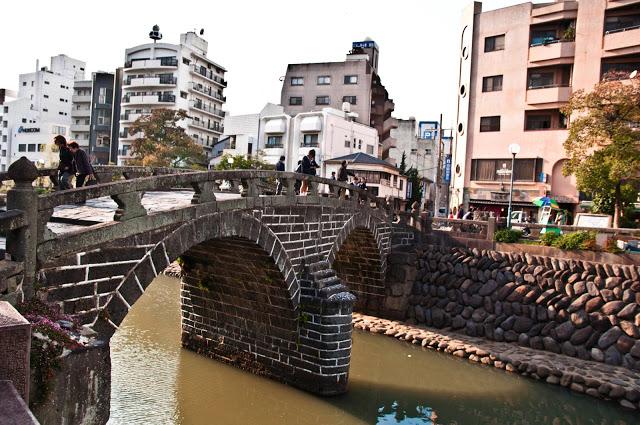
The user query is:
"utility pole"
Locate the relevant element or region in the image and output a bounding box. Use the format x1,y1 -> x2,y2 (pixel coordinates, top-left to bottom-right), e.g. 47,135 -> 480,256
434,113 -> 443,216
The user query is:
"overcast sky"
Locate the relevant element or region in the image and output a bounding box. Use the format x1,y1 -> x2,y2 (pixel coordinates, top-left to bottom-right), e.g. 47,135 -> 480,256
0,0 -> 535,129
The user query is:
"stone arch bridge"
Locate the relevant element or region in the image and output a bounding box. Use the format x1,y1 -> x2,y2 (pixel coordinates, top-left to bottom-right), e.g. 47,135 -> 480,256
0,158 -> 419,395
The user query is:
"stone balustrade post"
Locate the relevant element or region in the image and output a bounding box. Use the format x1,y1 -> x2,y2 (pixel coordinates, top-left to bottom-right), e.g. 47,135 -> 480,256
0,301 -> 31,404
486,216 -> 496,241
5,158 -> 39,299
111,191 -> 146,221
191,181 -> 217,204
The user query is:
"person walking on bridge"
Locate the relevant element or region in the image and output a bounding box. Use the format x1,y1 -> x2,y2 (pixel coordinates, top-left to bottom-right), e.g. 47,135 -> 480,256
336,160 -> 354,198
300,149 -> 319,195
53,135 -> 74,190
275,155 -> 285,195
68,142 -> 95,188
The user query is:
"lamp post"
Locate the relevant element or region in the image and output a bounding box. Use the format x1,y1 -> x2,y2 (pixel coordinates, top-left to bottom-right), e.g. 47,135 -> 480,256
506,143 -> 521,228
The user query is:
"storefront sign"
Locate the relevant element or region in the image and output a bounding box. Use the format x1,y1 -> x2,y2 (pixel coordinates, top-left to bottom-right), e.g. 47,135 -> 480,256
17,126 -> 40,133
443,155 -> 452,183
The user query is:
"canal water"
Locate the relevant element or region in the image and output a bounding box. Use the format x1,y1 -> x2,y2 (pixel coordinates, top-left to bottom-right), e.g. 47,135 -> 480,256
109,275 -> 637,425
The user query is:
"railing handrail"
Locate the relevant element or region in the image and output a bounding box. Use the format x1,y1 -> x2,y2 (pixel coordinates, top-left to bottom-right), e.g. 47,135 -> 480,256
35,170 -> 389,212
527,83 -> 571,90
605,24 -> 640,35
508,221 -> 640,236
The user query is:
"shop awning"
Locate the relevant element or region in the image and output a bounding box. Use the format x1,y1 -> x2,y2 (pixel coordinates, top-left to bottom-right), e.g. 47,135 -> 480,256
469,199 -> 536,208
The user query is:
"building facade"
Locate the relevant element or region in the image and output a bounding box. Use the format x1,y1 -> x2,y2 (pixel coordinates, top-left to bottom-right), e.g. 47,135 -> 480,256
118,28 -> 226,164
5,55 -> 85,168
71,71 -> 122,164
280,40 -> 397,160
451,0 -> 640,217
0,89 -> 17,172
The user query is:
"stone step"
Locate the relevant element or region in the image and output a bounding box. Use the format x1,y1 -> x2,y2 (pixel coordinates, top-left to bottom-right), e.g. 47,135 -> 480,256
308,260 -> 331,273
311,268 -> 336,280
316,276 -> 341,289
318,283 -> 349,298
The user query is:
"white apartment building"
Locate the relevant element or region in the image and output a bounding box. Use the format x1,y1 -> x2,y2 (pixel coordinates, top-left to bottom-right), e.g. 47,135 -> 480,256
118,28 -> 227,164
259,107 -> 380,174
0,89 -> 17,172
71,80 -> 92,149
5,55 -> 85,168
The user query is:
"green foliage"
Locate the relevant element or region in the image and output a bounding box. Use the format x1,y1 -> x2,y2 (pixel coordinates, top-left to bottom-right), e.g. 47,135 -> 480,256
552,231 -> 597,250
214,153 -> 271,170
562,76 -> 640,228
404,167 -> 423,207
399,151 -> 407,174
494,229 -> 522,243
129,108 -> 206,168
539,231 -> 561,246
591,185 -> 638,216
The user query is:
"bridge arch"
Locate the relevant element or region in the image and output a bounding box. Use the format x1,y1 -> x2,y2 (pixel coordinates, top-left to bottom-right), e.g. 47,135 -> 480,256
326,212 -> 392,315
92,210 -> 300,336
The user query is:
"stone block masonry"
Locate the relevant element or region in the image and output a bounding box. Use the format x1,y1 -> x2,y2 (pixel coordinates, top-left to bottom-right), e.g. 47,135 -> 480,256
408,245 -> 640,371
0,301 -> 31,403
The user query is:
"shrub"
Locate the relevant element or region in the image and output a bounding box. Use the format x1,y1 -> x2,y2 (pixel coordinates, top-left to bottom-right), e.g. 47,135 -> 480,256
552,231 -> 597,250
540,232 -> 561,246
494,228 -> 522,243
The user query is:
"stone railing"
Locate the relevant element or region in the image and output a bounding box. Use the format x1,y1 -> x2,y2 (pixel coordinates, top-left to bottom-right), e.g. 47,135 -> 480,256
429,217 -> 494,240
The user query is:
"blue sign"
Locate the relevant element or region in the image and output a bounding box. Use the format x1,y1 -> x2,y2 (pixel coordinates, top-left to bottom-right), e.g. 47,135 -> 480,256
17,126 -> 40,134
352,41 -> 376,49
419,121 -> 438,140
444,155 -> 452,183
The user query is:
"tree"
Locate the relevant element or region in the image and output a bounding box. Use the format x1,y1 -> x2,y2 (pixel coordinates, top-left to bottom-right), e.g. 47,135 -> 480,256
214,153 -> 270,170
562,72 -> 640,227
128,109 -> 206,168
399,151 -> 407,174
405,167 -> 423,209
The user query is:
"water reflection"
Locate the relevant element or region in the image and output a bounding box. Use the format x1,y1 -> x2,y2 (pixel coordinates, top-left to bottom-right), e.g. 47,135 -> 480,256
109,275 -> 637,425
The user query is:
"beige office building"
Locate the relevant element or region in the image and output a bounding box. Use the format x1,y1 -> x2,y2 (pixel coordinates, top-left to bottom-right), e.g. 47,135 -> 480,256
451,0 -> 640,217
280,40 -> 397,160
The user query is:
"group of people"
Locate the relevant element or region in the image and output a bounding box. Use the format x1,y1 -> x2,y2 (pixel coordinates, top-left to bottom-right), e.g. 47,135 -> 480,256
51,135 -> 95,190
274,150 -> 361,196
449,205 -> 475,220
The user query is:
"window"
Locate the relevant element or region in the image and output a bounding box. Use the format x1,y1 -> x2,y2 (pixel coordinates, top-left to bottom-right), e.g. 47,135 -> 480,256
358,139 -> 362,150
366,145 -> 374,155
399,179 -> 403,191
22,118 -> 27,123
302,134 -> 319,147
484,34 -> 505,52
425,149 -> 432,155
27,144 -> 36,152
344,75 -> 358,84
180,91 -> 187,99
290,77 -> 304,86
525,110 -> 567,130
18,144 -> 26,152
43,108 -> 48,112
342,96 -> 357,104
182,58 -> 191,65
97,110 -> 110,126
317,76 -> 331,85
316,96 -> 330,105
344,139 -> 350,148
480,116 -> 500,132
470,158 -> 541,182
266,135 -> 283,148
44,94 -> 49,98
528,72 -> 555,89
22,82 -> 27,86
482,75 -> 503,92
289,96 -> 303,105
44,81 -> 50,85
1,150 -> 6,157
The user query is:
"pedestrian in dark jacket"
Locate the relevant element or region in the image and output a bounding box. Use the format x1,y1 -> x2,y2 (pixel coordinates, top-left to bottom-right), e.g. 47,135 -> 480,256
300,149 -> 319,195
68,142 -> 94,188
275,155 -> 285,195
53,135 -> 74,190
336,160 -> 355,198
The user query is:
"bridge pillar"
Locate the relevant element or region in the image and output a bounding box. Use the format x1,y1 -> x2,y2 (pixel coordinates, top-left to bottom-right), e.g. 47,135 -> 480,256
6,158 -> 40,300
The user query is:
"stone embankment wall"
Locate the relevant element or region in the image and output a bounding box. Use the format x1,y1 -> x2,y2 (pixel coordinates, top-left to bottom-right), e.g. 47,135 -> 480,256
408,245 -> 640,370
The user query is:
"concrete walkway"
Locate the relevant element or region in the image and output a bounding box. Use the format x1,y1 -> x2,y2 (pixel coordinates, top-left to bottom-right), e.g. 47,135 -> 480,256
353,313 -> 640,411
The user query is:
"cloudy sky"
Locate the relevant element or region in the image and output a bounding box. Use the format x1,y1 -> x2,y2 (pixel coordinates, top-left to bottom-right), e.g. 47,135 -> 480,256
0,0 -> 535,128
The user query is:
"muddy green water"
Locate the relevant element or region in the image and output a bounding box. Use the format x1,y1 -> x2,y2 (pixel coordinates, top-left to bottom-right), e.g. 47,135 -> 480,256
108,275 -> 637,424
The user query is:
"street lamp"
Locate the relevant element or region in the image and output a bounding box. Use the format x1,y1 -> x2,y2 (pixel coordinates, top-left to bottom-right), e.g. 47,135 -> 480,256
506,143 -> 521,228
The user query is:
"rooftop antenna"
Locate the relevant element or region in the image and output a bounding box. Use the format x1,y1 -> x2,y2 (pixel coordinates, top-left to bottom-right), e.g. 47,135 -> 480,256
149,25 -> 162,43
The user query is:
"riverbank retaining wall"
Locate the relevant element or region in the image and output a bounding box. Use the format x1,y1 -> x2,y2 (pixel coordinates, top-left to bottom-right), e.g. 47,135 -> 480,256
406,245 -> 640,371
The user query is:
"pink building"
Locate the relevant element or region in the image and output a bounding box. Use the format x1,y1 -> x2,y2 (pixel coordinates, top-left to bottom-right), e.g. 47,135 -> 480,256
451,0 -> 640,217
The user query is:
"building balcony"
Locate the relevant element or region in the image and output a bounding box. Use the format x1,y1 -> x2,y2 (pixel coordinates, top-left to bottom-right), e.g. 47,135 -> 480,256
120,112 -> 144,123
71,109 -> 90,117
189,65 -> 227,87
383,116 -> 397,134
604,25 -> 640,52
124,58 -> 178,71
123,76 -> 177,88
529,41 -> 575,64
526,85 -> 572,105
122,94 -> 176,106
189,83 -> 226,102
71,95 -> 92,103
190,101 -> 225,118
70,124 -> 90,132
189,119 -> 223,134
530,1 -> 578,24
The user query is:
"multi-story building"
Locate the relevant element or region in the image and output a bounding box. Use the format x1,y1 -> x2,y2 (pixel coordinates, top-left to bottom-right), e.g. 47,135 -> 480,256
71,71 -> 123,164
280,40 -> 397,160
259,106 -> 379,173
451,0 -> 640,218
6,55 -> 85,168
118,27 -> 227,165
0,89 -> 17,172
